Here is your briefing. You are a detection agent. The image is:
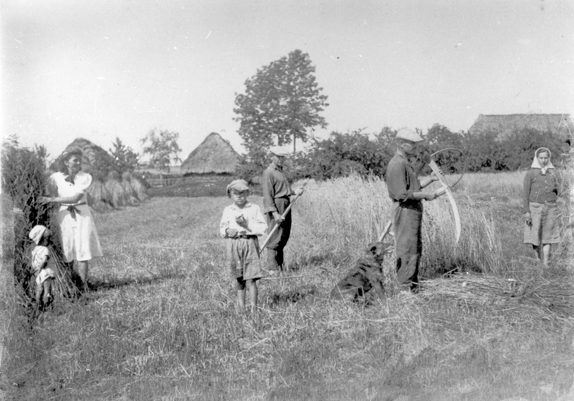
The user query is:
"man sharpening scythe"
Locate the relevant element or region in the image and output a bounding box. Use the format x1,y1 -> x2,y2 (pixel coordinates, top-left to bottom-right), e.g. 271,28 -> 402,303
384,128 -> 444,292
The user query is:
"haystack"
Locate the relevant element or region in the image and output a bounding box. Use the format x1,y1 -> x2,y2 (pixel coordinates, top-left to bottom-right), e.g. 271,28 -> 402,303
122,171 -> 149,202
51,137 -> 115,181
180,132 -> 239,174
468,114 -> 573,141
120,172 -> 140,205
105,171 -> 130,208
87,180 -> 115,211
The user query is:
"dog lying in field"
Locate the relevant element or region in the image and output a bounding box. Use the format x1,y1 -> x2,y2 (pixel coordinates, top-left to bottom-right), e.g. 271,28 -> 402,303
330,241 -> 393,302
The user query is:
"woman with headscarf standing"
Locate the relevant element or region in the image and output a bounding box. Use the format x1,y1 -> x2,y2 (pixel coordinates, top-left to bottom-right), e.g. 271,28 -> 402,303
40,147 -> 103,291
523,147 -> 561,266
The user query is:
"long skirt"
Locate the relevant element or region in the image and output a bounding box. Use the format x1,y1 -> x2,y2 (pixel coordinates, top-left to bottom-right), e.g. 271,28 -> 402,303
391,201 -> 423,289
227,237 -> 262,281
524,202 -> 561,246
56,204 -> 103,263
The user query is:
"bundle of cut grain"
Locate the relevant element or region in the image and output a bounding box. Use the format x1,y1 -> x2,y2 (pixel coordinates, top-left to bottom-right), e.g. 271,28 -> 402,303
87,179 -> 115,211
2,136 -> 82,301
120,172 -> 140,206
105,171 -> 129,208
129,173 -> 150,201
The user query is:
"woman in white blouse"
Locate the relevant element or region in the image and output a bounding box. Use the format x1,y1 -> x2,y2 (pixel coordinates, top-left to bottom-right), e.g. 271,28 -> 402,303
40,147 -> 102,291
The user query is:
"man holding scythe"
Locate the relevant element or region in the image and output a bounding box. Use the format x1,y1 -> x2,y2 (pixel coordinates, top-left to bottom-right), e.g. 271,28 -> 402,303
385,129 -> 442,292
261,145 -> 304,276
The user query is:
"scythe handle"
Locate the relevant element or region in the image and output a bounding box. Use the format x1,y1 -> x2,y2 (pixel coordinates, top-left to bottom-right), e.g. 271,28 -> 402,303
259,178 -> 310,251
378,220 -> 392,242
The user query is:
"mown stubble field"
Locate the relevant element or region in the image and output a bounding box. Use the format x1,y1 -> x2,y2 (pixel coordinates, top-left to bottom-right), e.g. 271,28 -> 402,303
3,173 -> 574,401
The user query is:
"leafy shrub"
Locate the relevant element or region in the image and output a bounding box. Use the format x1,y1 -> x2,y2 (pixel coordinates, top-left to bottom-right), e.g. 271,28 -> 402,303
300,129 -> 394,180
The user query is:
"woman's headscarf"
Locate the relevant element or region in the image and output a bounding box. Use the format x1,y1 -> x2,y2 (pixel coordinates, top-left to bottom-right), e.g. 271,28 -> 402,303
531,147 -> 554,175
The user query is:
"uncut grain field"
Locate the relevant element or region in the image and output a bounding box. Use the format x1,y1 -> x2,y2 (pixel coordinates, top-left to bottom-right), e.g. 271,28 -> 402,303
4,173 -> 574,401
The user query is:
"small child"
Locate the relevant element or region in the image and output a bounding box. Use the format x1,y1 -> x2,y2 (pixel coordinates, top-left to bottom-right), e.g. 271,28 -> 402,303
219,179 -> 268,312
29,225 -> 56,311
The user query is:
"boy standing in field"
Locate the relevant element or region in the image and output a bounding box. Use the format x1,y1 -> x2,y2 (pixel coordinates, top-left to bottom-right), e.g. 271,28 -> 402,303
219,179 -> 268,312
29,225 -> 56,312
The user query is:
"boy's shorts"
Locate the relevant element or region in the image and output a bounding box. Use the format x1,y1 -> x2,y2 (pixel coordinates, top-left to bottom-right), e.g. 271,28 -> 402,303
36,268 -> 56,285
227,237 -> 262,285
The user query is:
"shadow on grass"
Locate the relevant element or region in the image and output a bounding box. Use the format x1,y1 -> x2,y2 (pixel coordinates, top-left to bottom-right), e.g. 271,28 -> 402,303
421,257 -> 484,279
266,286 -> 317,309
89,270 -> 187,292
288,253 -> 331,273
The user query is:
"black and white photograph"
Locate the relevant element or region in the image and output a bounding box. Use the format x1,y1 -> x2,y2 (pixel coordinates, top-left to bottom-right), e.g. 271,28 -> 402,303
1,0 -> 573,399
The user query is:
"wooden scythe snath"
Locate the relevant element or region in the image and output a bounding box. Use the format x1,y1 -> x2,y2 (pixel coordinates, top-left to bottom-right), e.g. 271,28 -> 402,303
258,178 -> 311,251
378,220 -> 393,242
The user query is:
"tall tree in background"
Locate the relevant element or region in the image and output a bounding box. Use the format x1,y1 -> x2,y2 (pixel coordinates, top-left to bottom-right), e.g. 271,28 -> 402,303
233,49 -> 329,163
140,129 -> 181,173
109,137 -> 140,174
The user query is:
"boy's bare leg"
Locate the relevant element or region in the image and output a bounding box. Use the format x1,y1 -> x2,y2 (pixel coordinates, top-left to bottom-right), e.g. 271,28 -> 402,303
532,245 -> 542,261
35,284 -> 43,310
247,280 -> 258,313
237,278 -> 246,310
43,279 -> 53,310
78,261 -> 89,291
237,289 -> 246,309
542,244 -> 551,266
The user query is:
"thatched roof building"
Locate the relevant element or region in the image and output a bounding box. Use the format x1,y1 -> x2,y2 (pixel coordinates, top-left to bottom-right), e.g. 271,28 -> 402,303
469,114 -> 573,141
180,132 -> 239,174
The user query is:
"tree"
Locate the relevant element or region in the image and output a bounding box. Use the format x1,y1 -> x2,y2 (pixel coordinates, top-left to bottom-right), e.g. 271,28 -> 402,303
109,137 -> 140,174
233,49 -> 329,162
140,129 -> 182,173
426,124 -> 465,173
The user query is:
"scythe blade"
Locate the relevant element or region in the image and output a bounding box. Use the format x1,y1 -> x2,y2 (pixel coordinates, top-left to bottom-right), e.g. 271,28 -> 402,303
429,159 -> 462,243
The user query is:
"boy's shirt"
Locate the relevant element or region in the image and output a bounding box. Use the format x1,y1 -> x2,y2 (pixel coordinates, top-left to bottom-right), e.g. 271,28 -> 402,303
219,201 -> 268,238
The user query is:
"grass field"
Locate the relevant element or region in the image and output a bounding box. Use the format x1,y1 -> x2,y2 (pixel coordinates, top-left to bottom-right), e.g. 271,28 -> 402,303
3,172 -> 574,401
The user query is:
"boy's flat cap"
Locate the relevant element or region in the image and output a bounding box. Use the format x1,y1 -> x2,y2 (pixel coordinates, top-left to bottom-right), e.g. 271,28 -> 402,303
269,145 -> 291,157
226,179 -> 249,195
396,128 -> 423,143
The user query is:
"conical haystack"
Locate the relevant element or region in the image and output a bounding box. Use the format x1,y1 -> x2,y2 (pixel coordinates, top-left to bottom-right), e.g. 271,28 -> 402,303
180,132 -> 239,174
105,171 -> 129,208
120,172 -> 140,206
128,173 -> 150,201
87,180 -> 115,211
51,137 -> 115,181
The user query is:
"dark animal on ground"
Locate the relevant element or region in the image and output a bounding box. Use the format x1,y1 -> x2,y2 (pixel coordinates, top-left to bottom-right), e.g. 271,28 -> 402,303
330,241 -> 393,302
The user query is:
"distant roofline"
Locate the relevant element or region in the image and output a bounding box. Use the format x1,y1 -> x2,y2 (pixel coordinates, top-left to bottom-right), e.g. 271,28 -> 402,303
478,113 -> 571,117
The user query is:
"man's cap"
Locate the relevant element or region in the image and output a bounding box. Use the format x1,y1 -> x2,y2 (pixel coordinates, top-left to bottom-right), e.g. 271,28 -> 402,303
269,145 -> 291,157
226,179 -> 250,196
29,225 -> 47,245
396,128 -> 423,143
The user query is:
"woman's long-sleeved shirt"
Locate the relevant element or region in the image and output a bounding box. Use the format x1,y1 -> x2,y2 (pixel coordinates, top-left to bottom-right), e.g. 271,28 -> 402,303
522,169 -> 559,213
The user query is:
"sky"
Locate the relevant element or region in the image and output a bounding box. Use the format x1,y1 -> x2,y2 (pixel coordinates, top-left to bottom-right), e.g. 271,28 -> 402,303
2,0 -> 573,163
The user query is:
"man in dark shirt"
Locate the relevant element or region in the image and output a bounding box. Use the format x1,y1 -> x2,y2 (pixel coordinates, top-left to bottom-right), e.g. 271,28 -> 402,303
385,129 -> 440,291
262,145 -> 303,276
